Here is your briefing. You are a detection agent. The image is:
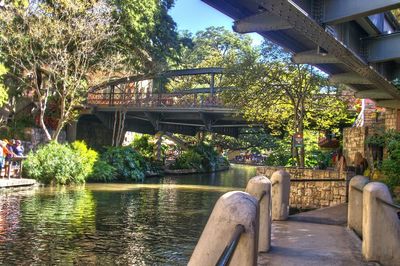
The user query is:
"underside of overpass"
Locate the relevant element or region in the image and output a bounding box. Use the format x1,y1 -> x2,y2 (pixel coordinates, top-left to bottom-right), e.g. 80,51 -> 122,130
202,0 -> 400,108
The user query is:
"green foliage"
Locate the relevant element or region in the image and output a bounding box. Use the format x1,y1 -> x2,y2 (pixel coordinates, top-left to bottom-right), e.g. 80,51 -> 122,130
264,139 -> 292,167
0,63 -> 8,107
101,146 -> 148,182
88,160 -> 117,183
71,140 -> 98,177
24,142 -> 87,184
381,131 -> 400,191
131,134 -> 156,159
171,143 -> 226,172
171,150 -> 203,170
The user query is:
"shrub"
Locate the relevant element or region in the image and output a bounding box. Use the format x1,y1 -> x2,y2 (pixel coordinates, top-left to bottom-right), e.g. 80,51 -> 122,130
382,137 -> 400,191
101,146 -> 148,182
171,150 -> 203,170
88,160 -> 117,182
131,135 -> 155,160
71,140 -> 98,177
24,142 -> 86,184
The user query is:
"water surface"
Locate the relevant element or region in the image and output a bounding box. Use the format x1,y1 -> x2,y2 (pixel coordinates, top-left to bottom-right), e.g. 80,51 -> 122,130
0,164 -> 256,265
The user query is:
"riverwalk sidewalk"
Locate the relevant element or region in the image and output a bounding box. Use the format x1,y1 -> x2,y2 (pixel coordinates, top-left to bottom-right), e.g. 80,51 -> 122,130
0,178 -> 36,189
258,204 -> 377,266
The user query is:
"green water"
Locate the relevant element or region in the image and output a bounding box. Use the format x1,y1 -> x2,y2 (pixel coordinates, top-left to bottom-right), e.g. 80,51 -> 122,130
0,164 -> 256,265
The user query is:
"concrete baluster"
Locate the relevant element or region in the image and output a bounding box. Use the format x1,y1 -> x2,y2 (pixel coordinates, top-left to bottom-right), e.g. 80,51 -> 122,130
271,170 -> 290,221
347,175 -> 369,237
362,182 -> 400,265
246,175 -> 272,252
189,191 -> 258,266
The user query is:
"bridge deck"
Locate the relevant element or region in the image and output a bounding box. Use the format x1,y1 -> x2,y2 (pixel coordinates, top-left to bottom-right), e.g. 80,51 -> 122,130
258,205 -> 377,266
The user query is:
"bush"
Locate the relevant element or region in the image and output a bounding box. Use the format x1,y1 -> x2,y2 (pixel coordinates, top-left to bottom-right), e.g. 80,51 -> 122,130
131,135 -> 156,160
24,142 -> 86,184
382,137 -> 400,191
171,150 -> 203,170
71,140 -> 98,177
171,143 -> 228,172
88,160 -> 117,182
101,146 -> 148,182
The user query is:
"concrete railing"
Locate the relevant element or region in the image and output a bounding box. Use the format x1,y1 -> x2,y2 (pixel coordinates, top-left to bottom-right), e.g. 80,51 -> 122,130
362,182 -> 400,265
245,175 -> 272,252
190,170 -> 291,265
188,191 -> 259,266
348,175 -> 369,237
348,176 -> 400,265
271,170 -> 290,220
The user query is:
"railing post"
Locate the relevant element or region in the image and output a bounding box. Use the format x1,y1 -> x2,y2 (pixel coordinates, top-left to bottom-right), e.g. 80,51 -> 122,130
271,170 -> 290,221
362,182 -> 400,265
347,175 -> 369,237
189,191 -> 258,266
245,175 -> 272,253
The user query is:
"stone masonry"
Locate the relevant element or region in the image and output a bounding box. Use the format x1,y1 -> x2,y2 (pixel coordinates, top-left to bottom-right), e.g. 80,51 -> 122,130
257,167 -> 354,209
343,127 -> 367,166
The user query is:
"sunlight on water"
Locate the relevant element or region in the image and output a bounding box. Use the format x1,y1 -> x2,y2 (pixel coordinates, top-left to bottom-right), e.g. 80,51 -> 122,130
0,164 -> 257,265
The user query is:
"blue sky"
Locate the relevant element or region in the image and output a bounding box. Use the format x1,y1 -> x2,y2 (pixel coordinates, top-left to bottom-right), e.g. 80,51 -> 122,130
169,0 -> 264,45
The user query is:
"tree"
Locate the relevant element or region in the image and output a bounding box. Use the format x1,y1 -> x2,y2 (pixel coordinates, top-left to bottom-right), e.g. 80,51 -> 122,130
0,0 -> 183,142
223,41 -> 355,167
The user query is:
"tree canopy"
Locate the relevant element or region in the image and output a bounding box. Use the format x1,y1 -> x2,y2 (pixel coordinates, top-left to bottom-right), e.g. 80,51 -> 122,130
0,0 -> 183,141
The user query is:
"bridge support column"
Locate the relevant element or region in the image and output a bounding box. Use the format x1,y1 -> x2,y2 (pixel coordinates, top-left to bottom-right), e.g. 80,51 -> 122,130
362,182 -> 400,265
348,175 -> 369,237
189,191 -> 258,266
246,175 -> 272,253
271,170 -> 290,221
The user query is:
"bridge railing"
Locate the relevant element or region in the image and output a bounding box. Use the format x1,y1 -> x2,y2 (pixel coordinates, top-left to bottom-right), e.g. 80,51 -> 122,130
87,92 -> 232,108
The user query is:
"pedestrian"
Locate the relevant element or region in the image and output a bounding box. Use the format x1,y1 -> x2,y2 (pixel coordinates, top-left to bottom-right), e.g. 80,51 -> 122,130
14,140 -> 24,156
0,141 -> 5,177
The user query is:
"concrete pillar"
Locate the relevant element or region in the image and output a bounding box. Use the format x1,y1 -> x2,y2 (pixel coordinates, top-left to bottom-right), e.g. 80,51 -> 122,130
189,191 -> 258,266
66,120 -> 78,142
245,175 -> 272,253
362,182 -> 400,265
348,175 -> 369,237
271,170 -> 290,221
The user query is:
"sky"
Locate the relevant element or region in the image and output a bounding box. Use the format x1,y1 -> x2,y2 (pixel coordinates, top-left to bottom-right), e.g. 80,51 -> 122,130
169,0 -> 264,45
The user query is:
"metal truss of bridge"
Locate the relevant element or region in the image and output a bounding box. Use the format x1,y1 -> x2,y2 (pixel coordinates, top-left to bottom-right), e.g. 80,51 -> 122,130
203,0 -> 400,108
84,67 -> 257,137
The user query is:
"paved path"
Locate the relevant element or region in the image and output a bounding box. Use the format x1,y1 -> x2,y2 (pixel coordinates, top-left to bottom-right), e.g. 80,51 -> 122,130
258,205 -> 377,266
0,178 -> 36,188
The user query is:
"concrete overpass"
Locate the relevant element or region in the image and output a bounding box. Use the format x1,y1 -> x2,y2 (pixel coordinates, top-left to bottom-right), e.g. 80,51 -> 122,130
202,0 -> 400,108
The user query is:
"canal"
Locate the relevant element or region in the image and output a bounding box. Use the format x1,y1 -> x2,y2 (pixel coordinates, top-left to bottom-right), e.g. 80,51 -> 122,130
0,164 -> 256,265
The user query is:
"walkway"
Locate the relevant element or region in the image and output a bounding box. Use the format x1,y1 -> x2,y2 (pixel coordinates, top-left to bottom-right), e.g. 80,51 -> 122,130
258,204 -> 377,266
0,178 -> 37,189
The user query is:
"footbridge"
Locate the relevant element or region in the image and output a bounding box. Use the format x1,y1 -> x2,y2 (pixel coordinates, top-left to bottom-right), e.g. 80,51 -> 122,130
76,68 -> 256,148
203,0 -> 400,108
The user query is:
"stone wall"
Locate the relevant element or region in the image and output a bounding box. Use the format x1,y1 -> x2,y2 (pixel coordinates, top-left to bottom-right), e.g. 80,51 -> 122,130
257,167 -> 355,209
384,108 -> 399,131
22,128 -> 66,153
343,127 -> 367,166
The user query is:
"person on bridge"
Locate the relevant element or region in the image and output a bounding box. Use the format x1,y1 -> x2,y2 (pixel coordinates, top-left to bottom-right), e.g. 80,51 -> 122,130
13,140 -> 24,157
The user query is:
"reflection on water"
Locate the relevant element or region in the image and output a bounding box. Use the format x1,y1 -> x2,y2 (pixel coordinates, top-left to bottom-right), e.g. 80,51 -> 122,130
0,164 -> 256,265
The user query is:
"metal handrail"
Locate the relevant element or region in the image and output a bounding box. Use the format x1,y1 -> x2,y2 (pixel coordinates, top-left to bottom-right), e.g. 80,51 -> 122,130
376,197 -> 400,211
216,224 -> 245,266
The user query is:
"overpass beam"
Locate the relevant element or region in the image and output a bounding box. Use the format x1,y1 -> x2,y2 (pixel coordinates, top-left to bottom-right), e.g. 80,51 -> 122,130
364,32 -> 400,63
292,50 -> 341,64
233,11 -> 292,33
329,73 -> 373,85
355,89 -> 393,99
323,0 -> 400,25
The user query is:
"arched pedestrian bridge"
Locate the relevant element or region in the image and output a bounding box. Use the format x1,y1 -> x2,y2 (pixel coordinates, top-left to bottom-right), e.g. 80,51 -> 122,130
77,68 -> 257,147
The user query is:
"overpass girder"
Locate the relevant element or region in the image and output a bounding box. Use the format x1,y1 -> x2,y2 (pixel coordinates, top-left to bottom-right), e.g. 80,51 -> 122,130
329,73 -> 373,85
355,89 -> 394,100
292,50 -> 342,64
322,0 -> 400,25
233,11 -> 292,33
364,32 -> 400,63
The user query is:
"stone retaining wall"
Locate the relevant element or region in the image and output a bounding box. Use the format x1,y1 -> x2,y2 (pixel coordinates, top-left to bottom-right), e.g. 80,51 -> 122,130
257,167 -> 355,209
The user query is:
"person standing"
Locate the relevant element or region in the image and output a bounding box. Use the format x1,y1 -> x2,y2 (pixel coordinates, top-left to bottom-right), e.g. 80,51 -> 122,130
14,140 -> 24,156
